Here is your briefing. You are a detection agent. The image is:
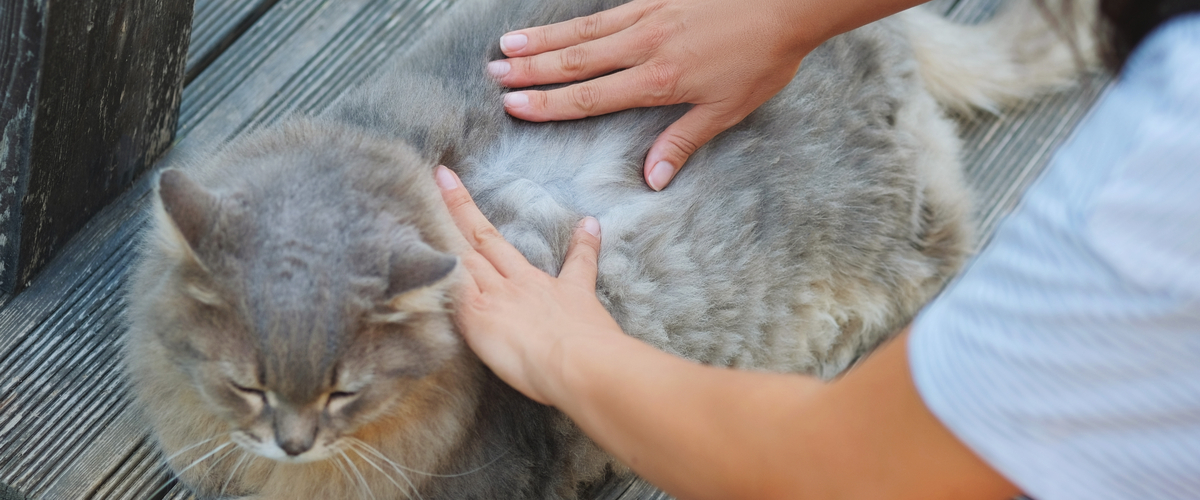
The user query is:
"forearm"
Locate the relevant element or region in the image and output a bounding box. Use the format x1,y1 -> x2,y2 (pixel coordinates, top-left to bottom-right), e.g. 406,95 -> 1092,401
542,329 -> 1020,500
545,329 -> 824,499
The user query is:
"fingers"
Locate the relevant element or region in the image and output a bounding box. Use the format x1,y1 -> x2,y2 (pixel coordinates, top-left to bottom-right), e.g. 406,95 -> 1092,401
435,166 -> 532,279
558,217 -> 602,289
643,104 -> 746,191
503,61 -> 679,121
490,36 -> 635,88
498,3 -> 642,57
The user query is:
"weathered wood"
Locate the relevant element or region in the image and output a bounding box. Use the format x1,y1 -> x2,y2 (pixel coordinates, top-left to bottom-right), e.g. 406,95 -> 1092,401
0,0 -> 48,303
186,0 -> 280,82
0,0 -> 194,295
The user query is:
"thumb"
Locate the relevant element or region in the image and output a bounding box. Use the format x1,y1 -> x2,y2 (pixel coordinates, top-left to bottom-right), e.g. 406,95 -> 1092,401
644,105 -> 739,191
558,217 -> 602,288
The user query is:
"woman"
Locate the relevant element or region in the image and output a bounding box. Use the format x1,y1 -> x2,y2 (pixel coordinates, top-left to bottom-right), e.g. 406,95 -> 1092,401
434,0 -> 1200,497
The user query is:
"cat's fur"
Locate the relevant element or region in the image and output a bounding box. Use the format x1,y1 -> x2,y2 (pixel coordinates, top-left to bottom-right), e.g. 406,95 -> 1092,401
123,0 -> 1088,498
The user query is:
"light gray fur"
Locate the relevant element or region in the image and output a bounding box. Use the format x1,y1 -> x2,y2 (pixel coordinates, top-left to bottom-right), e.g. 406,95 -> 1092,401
123,0 -> 1082,498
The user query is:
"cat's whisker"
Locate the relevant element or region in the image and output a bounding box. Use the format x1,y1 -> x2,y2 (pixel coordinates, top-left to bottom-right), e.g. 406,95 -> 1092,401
145,474 -> 182,500
345,438 -> 418,476
174,441 -> 233,477
348,446 -> 421,500
220,450 -> 250,497
346,438 -> 439,481
347,437 -> 508,478
330,452 -> 356,492
345,440 -> 421,498
207,443 -> 241,472
161,437 -> 216,465
437,449 -> 511,478
427,383 -> 463,405
147,441 -> 232,499
339,449 -> 377,500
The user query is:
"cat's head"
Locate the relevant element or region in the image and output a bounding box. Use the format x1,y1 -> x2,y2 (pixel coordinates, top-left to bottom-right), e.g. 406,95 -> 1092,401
132,128 -> 463,464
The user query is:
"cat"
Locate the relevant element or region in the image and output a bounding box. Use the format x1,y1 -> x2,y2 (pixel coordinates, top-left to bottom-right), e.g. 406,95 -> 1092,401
122,0 -> 1088,498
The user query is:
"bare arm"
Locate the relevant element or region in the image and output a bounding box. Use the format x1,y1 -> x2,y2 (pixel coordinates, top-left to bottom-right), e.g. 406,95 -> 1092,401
487,0 -> 930,190
436,166 -> 1019,499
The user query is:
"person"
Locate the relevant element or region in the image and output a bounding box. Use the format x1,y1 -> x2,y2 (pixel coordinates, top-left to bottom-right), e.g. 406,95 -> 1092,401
434,0 -> 1200,498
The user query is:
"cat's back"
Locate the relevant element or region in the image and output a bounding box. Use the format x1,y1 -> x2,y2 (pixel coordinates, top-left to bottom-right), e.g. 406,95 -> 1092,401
329,0 -> 968,375
329,0 -> 967,374
429,14 -> 960,374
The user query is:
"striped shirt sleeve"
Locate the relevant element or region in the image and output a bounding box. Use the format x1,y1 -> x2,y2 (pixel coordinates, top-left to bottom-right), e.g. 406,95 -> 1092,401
908,14 -> 1200,500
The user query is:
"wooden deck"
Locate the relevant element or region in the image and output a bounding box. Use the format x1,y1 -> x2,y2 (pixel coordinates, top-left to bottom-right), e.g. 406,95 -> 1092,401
0,0 -> 1109,498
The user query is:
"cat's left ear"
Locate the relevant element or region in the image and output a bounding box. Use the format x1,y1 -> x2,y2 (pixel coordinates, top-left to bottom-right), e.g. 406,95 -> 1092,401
157,168 -> 218,252
387,237 -> 458,296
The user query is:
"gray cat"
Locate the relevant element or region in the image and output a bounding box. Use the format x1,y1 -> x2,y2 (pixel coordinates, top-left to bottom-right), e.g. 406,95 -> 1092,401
123,0 -> 1087,498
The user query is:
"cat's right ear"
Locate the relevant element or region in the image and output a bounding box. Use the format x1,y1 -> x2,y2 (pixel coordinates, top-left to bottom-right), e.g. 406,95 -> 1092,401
156,169 -> 218,254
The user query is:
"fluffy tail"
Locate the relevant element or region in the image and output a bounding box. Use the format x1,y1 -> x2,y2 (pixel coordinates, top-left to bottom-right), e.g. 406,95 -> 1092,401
901,0 -> 1098,114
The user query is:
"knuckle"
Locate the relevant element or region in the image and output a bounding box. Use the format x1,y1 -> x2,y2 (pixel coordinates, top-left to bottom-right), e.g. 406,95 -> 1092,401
640,22 -> 673,49
643,61 -> 678,100
471,225 -> 504,246
575,13 -> 604,41
568,83 -> 602,114
559,46 -> 588,76
524,91 -> 550,115
666,133 -> 702,156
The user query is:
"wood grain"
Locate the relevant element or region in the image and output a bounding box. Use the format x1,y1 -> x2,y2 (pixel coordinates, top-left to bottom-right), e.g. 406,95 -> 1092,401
0,0 -> 194,295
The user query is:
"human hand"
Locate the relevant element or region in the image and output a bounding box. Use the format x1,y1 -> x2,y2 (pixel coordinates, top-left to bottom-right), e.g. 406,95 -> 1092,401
434,165 -> 625,406
487,0 -> 821,191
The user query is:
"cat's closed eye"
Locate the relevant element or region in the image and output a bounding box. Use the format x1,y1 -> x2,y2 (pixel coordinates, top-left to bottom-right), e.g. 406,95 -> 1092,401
327,391 -> 359,413
231,384 -> 268,405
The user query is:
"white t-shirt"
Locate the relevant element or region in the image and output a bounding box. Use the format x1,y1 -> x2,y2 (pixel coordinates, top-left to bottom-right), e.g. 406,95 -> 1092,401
909,14 -> 1200,500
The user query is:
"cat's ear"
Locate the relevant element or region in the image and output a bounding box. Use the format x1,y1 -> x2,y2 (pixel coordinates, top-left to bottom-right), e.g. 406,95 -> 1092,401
157,169 -> 218,251
387,237 -> 458,296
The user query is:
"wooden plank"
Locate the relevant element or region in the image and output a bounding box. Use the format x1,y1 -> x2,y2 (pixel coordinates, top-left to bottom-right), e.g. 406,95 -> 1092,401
958,73 -> 1110,245
0,483 -> 26,500
186,0 -> 281,83
0,0 -> 194,295
0,0 -> 46,305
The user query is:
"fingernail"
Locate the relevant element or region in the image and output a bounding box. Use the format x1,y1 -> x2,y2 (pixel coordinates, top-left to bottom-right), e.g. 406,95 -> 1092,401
581,217 -> 601,237
504,92 -> 529,108
500,33 -> 527,52
435,165 -> 458,190
487,60 -> 510,79
647,161 -> 675,191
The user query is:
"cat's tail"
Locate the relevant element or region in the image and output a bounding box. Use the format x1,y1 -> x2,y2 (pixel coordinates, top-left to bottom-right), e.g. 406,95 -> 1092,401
901,0 -> 1098,114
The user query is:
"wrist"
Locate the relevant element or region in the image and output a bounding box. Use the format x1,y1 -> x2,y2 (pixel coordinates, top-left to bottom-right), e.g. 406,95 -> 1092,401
530,322 -> 631,409
772,0 -> 839,60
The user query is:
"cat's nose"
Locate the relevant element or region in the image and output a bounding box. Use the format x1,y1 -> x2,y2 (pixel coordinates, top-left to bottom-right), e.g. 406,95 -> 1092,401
278,437 -> 313,456
273,410 -> 319,457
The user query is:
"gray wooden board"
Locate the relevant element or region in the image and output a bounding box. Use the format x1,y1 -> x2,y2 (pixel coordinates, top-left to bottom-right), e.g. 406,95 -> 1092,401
186,0 -> 281,83
0,0 -> 1109,498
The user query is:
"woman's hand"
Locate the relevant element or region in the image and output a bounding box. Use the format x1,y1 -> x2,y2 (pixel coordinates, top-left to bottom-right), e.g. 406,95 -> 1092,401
487,0 -> 819,191
435,165 -> 625,406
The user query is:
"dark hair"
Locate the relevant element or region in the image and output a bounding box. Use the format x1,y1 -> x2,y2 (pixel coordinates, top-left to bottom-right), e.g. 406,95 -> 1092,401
1095,0 -> 1200,70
